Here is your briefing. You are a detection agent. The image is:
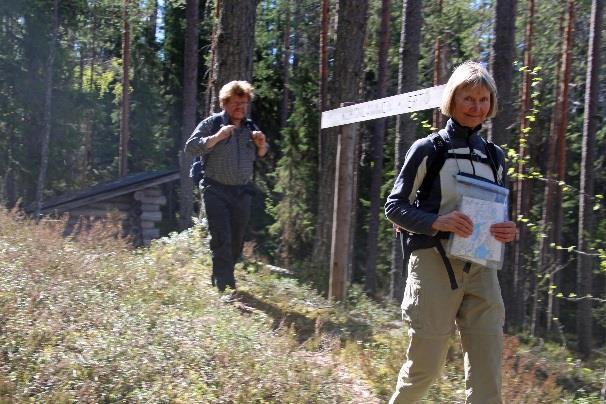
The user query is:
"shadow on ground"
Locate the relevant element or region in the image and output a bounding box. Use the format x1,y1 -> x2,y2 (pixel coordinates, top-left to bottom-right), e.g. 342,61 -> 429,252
234,290 -> 374,344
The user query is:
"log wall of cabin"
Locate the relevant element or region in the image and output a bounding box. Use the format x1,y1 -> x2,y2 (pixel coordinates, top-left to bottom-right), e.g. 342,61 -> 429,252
65,186 -> 167,246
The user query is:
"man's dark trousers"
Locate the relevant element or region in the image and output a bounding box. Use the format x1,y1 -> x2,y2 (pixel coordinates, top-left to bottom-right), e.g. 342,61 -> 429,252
203,182 -> 252,291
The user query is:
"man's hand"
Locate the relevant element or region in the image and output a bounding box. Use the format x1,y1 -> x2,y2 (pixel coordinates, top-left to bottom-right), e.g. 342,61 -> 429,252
205,125 -> 236,149
251,131 -> 268,157
431,211 -> 474,237
490,221 -> 516,243
217,125 -> 236,140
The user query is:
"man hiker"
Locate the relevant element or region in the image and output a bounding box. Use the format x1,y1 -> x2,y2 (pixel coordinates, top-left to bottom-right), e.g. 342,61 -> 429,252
184,80 -> 268,293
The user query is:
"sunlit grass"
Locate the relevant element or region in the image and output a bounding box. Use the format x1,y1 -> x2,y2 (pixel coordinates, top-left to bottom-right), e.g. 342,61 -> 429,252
0,207 -> 603,403
0,210 -> 347,402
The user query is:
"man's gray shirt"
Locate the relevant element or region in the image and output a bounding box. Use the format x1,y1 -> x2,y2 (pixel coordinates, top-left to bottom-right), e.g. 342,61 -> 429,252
184,111 -> 257,186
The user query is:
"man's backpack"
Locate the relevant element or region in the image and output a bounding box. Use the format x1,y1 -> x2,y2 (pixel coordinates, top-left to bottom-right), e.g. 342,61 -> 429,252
189,114 -> 260,187
190,114 -> 222,187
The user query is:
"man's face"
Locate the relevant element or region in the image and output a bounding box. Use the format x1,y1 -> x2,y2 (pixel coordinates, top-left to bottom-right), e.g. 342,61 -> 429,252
223,95 -> 250,123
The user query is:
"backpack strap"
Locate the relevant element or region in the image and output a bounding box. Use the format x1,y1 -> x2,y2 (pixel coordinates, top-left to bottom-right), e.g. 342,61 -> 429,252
417,131 -> 449,203
399,231 -> 459,290
484,141 -> 503,186
401,131 -> 460,289
245,118 -> 259,132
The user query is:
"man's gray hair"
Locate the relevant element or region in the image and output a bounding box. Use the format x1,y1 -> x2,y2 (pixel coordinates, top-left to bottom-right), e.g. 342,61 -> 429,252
219,80 -> 255,108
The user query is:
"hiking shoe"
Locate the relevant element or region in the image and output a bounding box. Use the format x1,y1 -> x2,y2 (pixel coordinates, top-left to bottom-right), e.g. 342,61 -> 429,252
219,290 -> 238,303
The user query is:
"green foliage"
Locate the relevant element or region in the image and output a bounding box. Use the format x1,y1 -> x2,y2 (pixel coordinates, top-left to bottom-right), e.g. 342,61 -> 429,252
1,0 -> 605,364
0,209 -> 604,402
0,209 -> 349,402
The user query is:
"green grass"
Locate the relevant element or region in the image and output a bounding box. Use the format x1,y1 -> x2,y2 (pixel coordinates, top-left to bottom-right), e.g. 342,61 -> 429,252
0,208 -> 603,403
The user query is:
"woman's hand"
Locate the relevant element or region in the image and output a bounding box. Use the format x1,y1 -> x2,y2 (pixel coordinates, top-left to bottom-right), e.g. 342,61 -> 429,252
490,221 -> 516,243
431,211 -> 474,237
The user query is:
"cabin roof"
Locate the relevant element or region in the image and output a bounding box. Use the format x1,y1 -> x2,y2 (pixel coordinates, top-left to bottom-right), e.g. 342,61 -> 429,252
29,170 -> 180,215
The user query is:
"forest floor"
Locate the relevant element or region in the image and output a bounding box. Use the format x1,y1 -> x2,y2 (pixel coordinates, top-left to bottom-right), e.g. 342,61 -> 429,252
0,209 -> 604,403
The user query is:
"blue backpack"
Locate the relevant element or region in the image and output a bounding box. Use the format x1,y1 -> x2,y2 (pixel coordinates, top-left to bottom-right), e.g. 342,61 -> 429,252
189,114 -> 260,187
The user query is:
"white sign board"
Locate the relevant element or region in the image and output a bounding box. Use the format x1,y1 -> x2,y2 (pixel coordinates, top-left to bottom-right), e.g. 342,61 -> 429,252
321,84 -> 446,129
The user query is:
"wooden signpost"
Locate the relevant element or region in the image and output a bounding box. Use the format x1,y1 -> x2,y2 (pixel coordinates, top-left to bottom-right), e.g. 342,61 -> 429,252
323,84 -> 446,301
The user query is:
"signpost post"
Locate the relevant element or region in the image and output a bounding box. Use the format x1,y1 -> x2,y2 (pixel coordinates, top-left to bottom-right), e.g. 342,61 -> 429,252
323,84 -> 446,301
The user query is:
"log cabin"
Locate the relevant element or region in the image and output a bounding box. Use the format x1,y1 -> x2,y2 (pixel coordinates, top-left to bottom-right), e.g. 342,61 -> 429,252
28,170 -> 180,246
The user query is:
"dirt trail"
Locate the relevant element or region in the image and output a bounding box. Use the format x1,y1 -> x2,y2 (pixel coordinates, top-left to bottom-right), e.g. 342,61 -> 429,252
228,295 -> 381,403
295,350 -> 381,404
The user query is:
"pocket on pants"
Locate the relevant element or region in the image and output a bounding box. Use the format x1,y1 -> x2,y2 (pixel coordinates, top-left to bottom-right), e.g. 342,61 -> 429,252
401,255 -> 422,328
480,269 -> 506,331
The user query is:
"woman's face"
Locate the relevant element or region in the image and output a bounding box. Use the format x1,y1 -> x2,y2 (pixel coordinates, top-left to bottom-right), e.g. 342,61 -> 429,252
451,85 -> 491,128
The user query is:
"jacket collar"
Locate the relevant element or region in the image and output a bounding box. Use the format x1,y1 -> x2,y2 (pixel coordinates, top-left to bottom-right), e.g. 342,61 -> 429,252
445,118 -> 482,139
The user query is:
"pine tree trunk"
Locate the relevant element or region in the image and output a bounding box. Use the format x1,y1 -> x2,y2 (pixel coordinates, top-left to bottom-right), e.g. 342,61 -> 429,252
365,0 -> 391,296
147,0 -> 158,47
490,0 -> 518,332
432,34 -> 443,130
211,0 -> 257,112
206,0 -> 221,114
390,0 -> 422,301
179,0 -> 200,231
315,0 -> 330,269
119,0 -> 131,177
280,0 -> 291,130
34,0 -> 59,217
577,0 -> 603,359
547,0 -> 573,335
511,0 -> 533,332
489,0 -> 518,146
431,0 -> 444,130
314,0 -> 369,277
534,1 -> 573,336
319,0 -> 329,112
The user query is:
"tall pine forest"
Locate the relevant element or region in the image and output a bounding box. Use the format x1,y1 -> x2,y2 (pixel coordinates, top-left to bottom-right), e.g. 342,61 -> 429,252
1,0 -> 606,360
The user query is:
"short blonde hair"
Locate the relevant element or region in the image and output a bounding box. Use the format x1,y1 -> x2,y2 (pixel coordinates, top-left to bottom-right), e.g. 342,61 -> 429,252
440,61 -> 498,118
219,80 -> 255,107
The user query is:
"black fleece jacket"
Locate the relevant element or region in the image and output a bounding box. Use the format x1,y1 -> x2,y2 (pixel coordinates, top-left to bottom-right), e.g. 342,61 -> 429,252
385,119 -> 507,236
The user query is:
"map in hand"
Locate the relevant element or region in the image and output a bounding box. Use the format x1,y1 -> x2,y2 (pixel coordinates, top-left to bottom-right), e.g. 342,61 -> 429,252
449,196 -> 505,266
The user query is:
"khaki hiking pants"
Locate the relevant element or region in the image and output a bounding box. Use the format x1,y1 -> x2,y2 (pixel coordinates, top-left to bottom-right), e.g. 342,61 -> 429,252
389,246 -> 505,404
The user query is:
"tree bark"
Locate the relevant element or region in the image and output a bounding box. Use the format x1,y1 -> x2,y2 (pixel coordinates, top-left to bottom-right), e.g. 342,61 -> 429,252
489,0 -> 518,146
119,0 -> 131,177
432,0 -> 444,130
210,0 -> 257,112
314,0 -> 369,283
511,0 -> 533,332
206,0 -> 221,114
147,0 -> 158,47
489,0 -> 518,332
34,0 -> 59,217
319,0 -> 329,112
534,1 -> 573,337
548,0 -> 574,335
179,0 -> 200,231
280,0 -> 291,130
365,0 -> 390,296
577,0 -> 603,359
390,0 -> 422,301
